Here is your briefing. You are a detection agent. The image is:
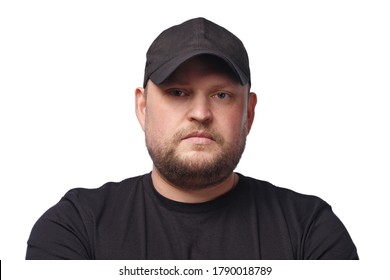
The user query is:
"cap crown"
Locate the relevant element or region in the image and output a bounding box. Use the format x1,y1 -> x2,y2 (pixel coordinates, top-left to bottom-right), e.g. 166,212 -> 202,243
144,17 -> 250,87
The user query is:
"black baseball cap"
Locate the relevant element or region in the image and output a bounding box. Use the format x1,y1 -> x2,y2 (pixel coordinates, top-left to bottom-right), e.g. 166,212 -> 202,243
143,17 -> 251,87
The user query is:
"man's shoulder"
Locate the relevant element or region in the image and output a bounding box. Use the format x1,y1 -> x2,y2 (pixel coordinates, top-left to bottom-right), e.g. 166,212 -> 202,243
61,173 -> 150,210
239,174 -> 329,212
67,173 -> 146,193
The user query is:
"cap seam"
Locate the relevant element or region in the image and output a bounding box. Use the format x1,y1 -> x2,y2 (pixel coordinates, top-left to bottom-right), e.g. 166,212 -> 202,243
196,18 -> 201,49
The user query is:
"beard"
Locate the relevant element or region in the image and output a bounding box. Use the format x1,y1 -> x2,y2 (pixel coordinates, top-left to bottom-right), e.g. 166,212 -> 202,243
145,123 -> 247,190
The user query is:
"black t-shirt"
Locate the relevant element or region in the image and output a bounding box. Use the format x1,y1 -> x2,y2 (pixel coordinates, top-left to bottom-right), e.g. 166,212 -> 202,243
26,173 -> 358,259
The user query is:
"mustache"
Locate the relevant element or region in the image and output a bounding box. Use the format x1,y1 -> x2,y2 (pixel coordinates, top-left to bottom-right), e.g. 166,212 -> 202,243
173,124 -> 224,144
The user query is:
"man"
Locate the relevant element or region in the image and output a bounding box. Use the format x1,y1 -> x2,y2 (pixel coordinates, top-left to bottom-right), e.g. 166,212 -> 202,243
26,17 -> 358,259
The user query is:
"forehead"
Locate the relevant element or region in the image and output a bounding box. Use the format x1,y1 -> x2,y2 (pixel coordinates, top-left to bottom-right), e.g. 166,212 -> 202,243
163,55 -> 241,85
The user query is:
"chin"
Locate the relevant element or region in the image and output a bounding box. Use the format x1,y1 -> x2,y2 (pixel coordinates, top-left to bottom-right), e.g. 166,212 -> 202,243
180,150 -> 219,163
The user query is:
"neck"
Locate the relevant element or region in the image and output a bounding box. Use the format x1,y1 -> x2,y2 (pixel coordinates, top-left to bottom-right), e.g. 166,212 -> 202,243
151,166 -> 238,203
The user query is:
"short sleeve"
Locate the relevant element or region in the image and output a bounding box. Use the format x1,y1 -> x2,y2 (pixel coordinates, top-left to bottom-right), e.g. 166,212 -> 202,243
302,203 -> 358,260
26,192 -> 92,260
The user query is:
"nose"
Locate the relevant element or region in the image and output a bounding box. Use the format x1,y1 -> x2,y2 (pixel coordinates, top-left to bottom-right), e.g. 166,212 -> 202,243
187,94 -> 212,123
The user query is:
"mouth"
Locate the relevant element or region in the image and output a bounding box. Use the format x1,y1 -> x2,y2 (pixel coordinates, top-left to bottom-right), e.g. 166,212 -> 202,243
182,131 -> 216,145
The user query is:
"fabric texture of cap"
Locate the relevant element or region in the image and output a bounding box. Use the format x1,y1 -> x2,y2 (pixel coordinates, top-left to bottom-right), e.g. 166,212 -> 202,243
143,17 -> 251,87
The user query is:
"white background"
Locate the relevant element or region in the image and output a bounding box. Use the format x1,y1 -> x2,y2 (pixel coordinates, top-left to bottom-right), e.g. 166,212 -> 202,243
0,0 -> 389,276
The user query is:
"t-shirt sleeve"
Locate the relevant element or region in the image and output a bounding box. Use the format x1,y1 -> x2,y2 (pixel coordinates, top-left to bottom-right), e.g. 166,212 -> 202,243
275,185 -> 359,260
26,191 -> 92,260
302,202 -> 359,260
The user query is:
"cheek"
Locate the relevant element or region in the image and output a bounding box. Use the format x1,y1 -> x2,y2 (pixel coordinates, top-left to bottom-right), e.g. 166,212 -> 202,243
218,106 -> 248,138
145,106 -> 177,142
216,118 -> 243,145
145,113 -> 162,141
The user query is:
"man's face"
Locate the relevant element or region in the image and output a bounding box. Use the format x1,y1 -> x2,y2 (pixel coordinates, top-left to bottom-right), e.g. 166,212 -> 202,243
136,55 -> 256,189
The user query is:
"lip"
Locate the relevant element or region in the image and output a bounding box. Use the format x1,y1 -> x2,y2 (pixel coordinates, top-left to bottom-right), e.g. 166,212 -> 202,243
183,131 -> 215,141
182,131 -> 215,145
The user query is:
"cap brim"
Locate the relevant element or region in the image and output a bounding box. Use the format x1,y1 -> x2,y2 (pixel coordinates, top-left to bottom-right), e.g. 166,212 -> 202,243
148,50 -> 249,86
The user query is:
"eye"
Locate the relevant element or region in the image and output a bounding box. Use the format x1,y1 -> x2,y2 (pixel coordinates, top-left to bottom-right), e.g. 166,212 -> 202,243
214,92 -> 231,99
167,89 -> 187,97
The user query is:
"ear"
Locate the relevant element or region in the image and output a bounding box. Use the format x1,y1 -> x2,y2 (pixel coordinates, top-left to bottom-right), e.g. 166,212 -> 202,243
246,92 -> 257,134
135,87 -> 146,131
